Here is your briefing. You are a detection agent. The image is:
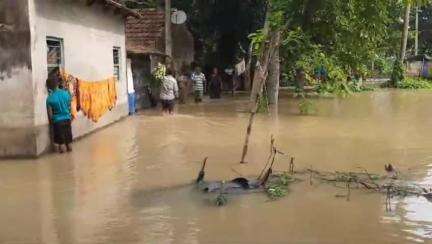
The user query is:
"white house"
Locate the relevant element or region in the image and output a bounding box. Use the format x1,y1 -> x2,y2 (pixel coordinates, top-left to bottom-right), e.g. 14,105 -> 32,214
0,0 -> 139,157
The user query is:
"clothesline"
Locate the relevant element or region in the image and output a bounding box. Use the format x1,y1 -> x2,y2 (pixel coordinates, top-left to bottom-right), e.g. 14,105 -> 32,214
60,70 -> 118,122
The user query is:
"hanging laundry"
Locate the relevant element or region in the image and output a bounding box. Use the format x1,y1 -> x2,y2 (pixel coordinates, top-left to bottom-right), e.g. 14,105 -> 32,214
78,77 -> 117,122
59,70 -> 118,123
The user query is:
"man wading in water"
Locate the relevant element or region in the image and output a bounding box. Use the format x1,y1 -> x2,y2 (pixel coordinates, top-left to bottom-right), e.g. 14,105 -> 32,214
46,75 -> 73,153
209,67 -> 222,99
160,68 -> 179,115
191,66 -> 206,103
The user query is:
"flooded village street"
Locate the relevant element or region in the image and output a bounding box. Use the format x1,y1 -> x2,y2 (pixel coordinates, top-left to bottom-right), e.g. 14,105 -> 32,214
1,90 -> 432,243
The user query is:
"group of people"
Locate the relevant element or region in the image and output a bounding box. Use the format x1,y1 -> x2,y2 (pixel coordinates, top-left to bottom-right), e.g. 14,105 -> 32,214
44,65 -> 225,153
158,66 -> 223,115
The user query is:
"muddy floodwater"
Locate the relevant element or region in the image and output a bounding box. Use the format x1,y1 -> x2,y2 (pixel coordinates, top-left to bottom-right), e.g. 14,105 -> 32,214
1,90 -> 432,243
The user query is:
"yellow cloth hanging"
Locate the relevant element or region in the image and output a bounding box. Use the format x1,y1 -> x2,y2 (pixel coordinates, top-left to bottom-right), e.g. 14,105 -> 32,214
78,77 -> 117,122
59,70 -> 118,123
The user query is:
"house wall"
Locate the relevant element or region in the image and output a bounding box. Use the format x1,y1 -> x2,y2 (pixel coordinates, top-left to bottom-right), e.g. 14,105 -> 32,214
0,0 -> 37,156
27,0 -> 129,155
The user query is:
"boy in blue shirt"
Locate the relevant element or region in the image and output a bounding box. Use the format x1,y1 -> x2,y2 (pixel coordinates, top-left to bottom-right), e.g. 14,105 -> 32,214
46,76 -> 73,153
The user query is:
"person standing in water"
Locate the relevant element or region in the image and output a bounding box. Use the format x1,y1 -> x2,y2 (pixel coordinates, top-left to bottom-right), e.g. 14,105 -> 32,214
177,65 -> 190,104
191,66 -> 206,103
209,67 -> 222,99
160,68 -> 179,115
46,76 -> 73,153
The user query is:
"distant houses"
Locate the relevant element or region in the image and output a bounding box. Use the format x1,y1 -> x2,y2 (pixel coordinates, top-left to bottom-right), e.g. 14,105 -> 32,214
125,9 -> 194,109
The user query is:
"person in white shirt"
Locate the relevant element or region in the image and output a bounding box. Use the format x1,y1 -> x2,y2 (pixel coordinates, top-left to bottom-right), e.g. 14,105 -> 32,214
159,68 -> 179,115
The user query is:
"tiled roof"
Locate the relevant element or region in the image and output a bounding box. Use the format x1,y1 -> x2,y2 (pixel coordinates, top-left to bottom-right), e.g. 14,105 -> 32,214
126,9 -> 166,55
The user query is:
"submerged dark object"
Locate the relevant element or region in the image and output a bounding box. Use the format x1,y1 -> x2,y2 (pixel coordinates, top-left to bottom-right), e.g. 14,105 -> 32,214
424,193 -> 432,201
196,158 -> 265,194
198,177 -> 263,194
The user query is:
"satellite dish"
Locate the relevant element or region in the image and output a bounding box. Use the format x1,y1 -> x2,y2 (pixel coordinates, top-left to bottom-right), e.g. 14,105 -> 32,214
171,10 -> 187,25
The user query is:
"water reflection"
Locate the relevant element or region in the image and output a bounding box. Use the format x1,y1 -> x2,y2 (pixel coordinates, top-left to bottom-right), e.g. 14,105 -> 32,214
0,91 -> 432,243
393,163 -> 432,241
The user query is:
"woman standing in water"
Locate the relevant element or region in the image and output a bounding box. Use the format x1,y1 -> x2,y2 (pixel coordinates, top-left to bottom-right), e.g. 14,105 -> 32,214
209,67 -> 222,99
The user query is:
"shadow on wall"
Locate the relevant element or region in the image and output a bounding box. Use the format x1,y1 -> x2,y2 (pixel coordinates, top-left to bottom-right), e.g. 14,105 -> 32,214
0,0 -> 32,80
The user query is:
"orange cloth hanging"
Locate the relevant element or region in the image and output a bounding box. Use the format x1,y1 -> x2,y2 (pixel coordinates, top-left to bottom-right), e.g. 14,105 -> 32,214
59,70 -> 118,123
77,77 -> 117,122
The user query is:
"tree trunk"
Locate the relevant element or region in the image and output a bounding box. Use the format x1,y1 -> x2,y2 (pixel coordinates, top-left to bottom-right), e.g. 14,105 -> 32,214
165,0 -> 172,58
240,32 -> 280,164
415,5 -> 419,56
400,3 -> 411,62
266,32 -> 280,105
244,43 -> 253,91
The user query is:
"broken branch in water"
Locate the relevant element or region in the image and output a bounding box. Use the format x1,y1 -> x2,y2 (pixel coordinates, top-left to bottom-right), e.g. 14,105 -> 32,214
289,157 -> 295,175
196,157 -> 208,183
258,135 -> 276,180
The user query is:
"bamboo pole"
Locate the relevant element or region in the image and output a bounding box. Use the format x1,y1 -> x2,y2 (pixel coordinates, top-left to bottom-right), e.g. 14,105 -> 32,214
240,32 -> 280,164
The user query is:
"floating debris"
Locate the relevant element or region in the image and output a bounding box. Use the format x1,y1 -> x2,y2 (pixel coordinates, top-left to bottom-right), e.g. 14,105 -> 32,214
196,137 -> 432,207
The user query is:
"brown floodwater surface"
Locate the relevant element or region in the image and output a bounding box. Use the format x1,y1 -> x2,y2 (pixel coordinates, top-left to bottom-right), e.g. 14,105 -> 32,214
1,90 -> 432,243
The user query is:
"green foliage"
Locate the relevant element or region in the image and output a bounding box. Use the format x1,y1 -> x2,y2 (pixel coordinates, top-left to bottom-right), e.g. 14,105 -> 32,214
266,173 -> 293,200
316,82 -> 352,97
397,77 -> 432,89
154,63 -> 166,81
269,0 -> 404,91
348,80 -> 376,92
373,57 -> 394,77
215,193 -> 228,206
266,184 -> 287,200
298,99 -> 315,115
391,60 -> 405,87
249,29 -> 268,56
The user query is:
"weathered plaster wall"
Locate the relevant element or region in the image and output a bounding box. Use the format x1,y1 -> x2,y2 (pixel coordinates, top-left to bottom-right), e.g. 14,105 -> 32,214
28,0 -> 129,155
0,0 -> 37,156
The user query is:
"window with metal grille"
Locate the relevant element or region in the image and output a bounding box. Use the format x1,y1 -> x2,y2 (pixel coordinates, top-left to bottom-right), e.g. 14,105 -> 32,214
113,47 -> 121,81
46,37 -> 64,75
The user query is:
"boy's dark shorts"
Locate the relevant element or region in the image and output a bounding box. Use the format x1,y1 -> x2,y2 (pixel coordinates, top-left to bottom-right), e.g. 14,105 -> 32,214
53,120 -> 73,145
161,99 -> 175,112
